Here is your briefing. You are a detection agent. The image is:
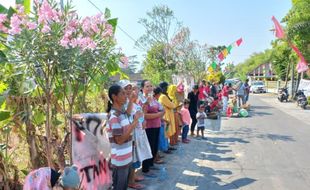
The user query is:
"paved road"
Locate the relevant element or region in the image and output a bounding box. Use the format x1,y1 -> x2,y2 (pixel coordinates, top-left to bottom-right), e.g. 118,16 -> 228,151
137,94 -> 310,190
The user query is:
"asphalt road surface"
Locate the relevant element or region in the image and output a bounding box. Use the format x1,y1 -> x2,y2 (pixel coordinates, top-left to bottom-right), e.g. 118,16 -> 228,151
136,94 -> 310,190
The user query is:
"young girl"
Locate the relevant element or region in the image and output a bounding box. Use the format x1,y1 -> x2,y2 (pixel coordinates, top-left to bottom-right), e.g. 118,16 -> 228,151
196,105 -> 207,139
180,99 -> 191,143
107,84 -> 142,190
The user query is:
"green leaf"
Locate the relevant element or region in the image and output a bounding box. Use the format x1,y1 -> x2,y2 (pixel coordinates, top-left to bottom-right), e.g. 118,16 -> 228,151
52,119 -> 62,126
21,169 -> 29,176
33,110 -> 45,126
7,7 -> 16,19
0,4 -> 8,14
107,18 -> 118,34
0,110 -> 10,122
0,96 -> 5,107
23,0 -> 31,14
0,50 -> 7,63
15,0 -> 23,4
104,8 -> 111,18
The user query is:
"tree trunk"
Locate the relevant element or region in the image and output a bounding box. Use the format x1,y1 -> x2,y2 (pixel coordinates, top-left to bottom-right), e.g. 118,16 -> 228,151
25,122 -> 41,169
295,72 -> 301,94
284,61 -> 291,88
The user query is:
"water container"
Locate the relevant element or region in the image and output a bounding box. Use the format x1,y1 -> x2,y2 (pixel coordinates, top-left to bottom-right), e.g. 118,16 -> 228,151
135,106 -> 144,123
138,92 -> 147,104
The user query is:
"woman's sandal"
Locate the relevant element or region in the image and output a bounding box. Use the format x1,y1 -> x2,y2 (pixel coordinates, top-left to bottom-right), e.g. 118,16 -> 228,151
128,183 -> 145,189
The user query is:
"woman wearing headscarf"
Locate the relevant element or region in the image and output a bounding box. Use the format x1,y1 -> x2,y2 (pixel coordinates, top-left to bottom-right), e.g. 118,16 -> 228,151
158,81 -> 177,146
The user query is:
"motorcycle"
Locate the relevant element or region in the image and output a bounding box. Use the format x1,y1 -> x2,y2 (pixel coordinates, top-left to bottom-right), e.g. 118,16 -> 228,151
295,90 -> 308,109
278,87 -> 289,102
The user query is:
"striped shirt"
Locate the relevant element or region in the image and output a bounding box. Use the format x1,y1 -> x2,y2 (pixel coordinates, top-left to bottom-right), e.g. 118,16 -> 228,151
107,108 -> 133,168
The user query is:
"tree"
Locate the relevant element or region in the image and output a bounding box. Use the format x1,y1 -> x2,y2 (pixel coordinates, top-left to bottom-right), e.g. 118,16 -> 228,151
136,5 -> 182,51
233,50 -> 273,81
142,43 -> 175,84
284,0 -> 310,64
0,0 -> 125,185
170,27 -> 208,81
137,5 -> 182,81
271,41 -> 293,81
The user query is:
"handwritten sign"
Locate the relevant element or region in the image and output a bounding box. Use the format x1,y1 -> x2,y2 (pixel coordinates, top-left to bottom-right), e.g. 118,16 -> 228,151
71,113 -> 111,190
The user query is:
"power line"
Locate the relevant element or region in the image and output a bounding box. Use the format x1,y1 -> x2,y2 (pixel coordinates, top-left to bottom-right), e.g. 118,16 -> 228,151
86,0 -> 146,50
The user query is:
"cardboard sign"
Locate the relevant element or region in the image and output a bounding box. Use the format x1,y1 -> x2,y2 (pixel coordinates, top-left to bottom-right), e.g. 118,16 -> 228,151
71,113 -> 111,190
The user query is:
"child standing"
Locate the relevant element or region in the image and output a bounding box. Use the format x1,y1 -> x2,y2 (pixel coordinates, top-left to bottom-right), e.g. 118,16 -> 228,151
196,105 -> 207,139
180,99 -> 191,143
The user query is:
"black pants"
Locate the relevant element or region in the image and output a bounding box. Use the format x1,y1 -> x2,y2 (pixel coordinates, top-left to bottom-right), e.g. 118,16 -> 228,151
112,166 -> 129,190
142,127 -> 160,173
190,113 -> 197,133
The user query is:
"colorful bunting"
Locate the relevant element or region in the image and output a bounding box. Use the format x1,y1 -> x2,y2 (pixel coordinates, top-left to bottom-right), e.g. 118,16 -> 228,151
223,49 -> 228,57
290,43 -> 309,73
227,45 -> 232,53
271,16 -> 308,73
218,52 -> 224,61
271,16 -> 285,39
216,38 -> 243,63
211,62 -> 217,70
235,38 -> 243,46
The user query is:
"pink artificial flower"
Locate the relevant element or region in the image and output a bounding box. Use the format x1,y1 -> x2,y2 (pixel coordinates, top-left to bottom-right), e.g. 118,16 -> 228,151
38,0 -> 59,24
16,5 -> 25,14
10,15 -> 22,28
103,24 -> 113,37
27,22 -> 37,30
0,24 -> 8,33
9,14 -> 22,35
91,23 -> 99,33
64,27 -> 75,38
82,17 -> 91,33
0,14 -> 7,23
60,37 -> 70,48
68,19 -> 78,28
70,38 -> 78,48
87,40 -> 96,50
8,27 -> 22,35
41,25 -> 51,33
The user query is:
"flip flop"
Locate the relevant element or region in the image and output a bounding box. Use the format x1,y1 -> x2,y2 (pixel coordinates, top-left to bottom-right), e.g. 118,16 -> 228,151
134,176 -> 144,182
128,183 -> 145,189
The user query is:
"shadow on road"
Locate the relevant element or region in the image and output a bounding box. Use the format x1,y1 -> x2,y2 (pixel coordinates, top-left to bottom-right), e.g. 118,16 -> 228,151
200,152 -> 235,162
257,133 -> 295,142
251,105 -> 272,109
207,137 -> 250,144
219,128 -> 295,142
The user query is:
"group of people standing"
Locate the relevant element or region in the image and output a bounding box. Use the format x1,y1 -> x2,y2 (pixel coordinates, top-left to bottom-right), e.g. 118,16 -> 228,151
107,79 -> 192,190
106,78 -> 251,190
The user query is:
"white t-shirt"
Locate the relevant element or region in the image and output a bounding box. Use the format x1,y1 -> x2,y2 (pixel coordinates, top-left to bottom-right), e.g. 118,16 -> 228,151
196,112 -> 207,127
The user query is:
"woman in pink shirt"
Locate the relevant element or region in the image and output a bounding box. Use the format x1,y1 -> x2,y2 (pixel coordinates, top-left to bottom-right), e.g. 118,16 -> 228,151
140,80 -> 165,176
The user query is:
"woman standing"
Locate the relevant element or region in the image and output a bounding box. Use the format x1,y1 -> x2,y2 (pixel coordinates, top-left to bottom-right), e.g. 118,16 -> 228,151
141,80 -> 165,176
107,84 -> 142,190
159,82 -> 177,146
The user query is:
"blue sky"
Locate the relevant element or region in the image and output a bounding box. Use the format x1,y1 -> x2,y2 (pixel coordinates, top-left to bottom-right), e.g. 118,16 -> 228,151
73,0 -> 292,66
1,0 -> 292,66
